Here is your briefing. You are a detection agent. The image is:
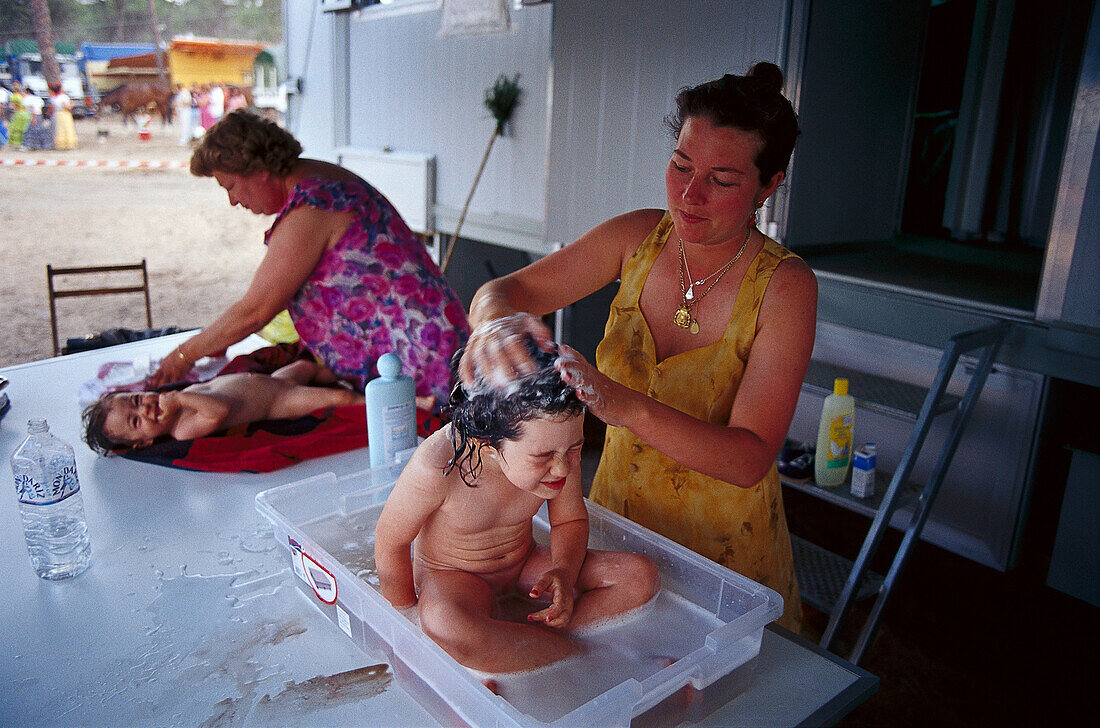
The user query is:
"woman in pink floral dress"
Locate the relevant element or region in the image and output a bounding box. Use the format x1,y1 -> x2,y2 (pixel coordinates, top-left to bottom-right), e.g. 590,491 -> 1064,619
150,110 -> 468,402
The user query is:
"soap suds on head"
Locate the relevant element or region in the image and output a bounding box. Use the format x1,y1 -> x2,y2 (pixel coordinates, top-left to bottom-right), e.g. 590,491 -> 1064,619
463,313 -> 552,396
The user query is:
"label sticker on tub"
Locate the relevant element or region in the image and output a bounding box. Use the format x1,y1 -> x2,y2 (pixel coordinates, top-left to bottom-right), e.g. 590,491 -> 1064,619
288,537 -> 308,583
300,550 -> 338,605
336,605 -> 352,638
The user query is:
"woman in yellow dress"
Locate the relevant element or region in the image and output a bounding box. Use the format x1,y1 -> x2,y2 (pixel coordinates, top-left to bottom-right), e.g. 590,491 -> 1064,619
49,83 -> 78,151
461,63 -> 816,632
6,87 -> 31,148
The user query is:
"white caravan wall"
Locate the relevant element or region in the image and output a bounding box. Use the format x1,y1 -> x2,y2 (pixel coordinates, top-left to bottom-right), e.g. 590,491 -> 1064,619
545,0 -> 791,248
285,1 -> 552,252
284,1 -> 339,157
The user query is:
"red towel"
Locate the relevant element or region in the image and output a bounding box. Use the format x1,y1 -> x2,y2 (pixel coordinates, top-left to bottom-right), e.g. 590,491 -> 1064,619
119,403 -> 443,473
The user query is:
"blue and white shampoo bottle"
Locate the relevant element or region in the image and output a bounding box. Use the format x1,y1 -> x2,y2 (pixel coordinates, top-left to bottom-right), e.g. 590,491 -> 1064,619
366,353 -> 417,468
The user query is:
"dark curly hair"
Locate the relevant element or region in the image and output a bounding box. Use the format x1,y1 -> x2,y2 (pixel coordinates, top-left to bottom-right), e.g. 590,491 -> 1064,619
445,340 -> 585,487
665,62 -> 800,185
190,109 -> 303,178
81,394 -> 121,456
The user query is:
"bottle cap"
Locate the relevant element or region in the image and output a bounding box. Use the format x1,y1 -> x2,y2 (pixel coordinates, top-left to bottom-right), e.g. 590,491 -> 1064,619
834,378 -> 849,396
377,352 -> 403,379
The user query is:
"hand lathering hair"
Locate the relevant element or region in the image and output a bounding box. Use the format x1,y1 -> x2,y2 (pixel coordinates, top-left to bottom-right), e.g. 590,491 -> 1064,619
445,339 -> 585,486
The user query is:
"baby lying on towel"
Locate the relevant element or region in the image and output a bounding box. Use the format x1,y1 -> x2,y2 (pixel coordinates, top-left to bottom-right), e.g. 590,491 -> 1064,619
82,360 -> 362,454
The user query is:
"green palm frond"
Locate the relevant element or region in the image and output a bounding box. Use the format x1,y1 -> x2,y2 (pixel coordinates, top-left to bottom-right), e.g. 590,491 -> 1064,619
484,73 -> 522,134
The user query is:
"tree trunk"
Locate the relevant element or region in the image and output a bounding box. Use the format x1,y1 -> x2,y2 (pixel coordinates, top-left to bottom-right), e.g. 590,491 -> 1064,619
29,0 -> 60,89
111,0 -> 127,42
147,0 -> 169,86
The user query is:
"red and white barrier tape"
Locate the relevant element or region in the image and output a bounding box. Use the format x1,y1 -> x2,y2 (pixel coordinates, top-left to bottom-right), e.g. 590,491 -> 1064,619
0,159 -> 185,168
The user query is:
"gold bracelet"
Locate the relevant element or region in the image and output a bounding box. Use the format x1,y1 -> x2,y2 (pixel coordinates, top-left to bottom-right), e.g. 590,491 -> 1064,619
176,344 -> 191,364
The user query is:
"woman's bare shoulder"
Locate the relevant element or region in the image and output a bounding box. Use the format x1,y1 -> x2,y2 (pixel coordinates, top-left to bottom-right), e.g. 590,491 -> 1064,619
268,194 -> 354,251
295,159 -> 364,186
768,254 -> 817,303
594,209 -> 666,242
568,208 -> 666,268
758,253 -> 817,331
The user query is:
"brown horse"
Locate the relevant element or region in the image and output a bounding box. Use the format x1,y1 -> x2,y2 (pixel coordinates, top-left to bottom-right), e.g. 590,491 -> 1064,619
98,83 -> 173,125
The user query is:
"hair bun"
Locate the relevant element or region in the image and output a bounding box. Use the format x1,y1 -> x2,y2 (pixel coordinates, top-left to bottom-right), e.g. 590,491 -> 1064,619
748,62 -> 784,93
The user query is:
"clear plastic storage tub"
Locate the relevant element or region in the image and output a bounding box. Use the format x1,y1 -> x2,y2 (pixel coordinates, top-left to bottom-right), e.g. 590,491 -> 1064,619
256,458 -> 782,727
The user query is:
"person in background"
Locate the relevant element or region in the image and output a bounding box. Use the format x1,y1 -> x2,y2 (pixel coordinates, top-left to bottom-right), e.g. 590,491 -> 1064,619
148,110 -> 469,404
22,93 -> 52,151
0,85 -> 9,146
189,83 -> 202,140
50,82 -> 77,151
197,85 -> 215,131
6,84 -> 30,148
459,63 -> 814,632
22,88 -> 44,121
173,84 -> 192,146
225,86 -> 248,114
207,83 -> 225,125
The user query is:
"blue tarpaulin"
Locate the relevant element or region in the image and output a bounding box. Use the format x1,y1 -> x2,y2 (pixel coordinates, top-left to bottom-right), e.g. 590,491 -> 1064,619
80,43 -> 156,62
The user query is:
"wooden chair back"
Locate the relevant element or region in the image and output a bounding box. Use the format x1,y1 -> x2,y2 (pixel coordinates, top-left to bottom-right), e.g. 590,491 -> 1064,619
47,260 -> 153,357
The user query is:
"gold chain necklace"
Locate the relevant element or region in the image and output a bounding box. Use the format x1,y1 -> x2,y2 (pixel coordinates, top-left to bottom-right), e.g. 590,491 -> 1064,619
673,227 -> 752,335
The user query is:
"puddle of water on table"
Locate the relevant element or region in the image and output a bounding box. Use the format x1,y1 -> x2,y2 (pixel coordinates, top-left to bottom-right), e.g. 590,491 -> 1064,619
30,521 -> 387,727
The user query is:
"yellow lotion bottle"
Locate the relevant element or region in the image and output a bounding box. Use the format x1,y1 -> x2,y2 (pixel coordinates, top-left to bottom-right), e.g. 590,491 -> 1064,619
814,377 -> 855,487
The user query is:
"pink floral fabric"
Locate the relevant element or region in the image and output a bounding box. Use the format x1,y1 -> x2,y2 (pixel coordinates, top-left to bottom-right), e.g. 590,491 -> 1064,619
266,178 -> 469,400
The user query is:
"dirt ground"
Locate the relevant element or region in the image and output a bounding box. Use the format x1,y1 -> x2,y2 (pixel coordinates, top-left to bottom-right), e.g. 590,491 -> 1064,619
0,116 -> 270,368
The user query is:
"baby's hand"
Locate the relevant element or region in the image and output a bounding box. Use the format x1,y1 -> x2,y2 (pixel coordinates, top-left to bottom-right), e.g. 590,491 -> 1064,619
526,570 -> 574,629
156,390 -> 180,417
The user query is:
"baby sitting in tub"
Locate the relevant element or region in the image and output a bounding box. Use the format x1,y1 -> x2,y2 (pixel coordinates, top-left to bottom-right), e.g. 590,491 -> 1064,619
82,359 -> 363,453
375,341 -> 661,675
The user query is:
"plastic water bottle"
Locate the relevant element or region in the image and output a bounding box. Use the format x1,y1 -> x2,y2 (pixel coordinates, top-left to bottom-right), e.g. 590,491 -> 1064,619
366,353 -> 417,469
10,418 -> 91,580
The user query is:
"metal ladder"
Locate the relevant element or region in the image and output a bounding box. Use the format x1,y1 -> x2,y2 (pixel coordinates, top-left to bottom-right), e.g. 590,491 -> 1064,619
789,322 -> 1009,665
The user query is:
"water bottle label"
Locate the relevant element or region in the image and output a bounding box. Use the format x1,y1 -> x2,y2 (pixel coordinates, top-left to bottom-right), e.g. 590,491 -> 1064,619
15,464 -> 80,506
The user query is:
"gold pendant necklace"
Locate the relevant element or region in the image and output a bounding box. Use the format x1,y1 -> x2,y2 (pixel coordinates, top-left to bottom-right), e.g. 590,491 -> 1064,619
675,226 -> 752,334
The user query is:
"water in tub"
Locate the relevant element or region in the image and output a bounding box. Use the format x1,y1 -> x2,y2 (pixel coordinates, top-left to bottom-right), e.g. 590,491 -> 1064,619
301,504 -> 723,722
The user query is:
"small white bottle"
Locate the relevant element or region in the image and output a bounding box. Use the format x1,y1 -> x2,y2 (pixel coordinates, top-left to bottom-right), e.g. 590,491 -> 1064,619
366,353 -> 417,468
814,377 -> 855,487
851,443 -> 877,498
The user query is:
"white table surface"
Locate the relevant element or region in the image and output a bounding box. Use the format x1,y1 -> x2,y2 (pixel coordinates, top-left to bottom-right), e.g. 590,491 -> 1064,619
0,334 -> 875,727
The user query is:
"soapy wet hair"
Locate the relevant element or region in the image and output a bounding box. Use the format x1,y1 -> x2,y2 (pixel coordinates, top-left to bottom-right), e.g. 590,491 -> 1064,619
446,339 -> 584,486
666,61 -> 800,185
